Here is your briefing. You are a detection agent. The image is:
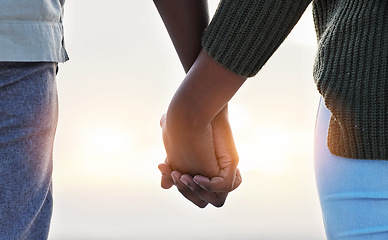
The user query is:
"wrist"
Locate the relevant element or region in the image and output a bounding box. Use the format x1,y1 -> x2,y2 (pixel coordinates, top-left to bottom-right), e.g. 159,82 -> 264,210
166,97 -> 211,136
166,49 -> 246,134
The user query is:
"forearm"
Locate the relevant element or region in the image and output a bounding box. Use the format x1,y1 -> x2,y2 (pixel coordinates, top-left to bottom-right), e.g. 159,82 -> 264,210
166,50 -> 246,132
154,0 -> 231,130
153,0 -> 209,72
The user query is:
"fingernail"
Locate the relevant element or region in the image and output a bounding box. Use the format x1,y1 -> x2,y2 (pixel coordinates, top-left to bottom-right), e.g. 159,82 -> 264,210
171,171 -> 179,183
180,177 -> 188,186
193,175 -> 209,184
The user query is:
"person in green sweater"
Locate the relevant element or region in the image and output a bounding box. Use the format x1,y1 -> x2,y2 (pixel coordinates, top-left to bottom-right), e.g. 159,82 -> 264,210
155,0 -> 388,239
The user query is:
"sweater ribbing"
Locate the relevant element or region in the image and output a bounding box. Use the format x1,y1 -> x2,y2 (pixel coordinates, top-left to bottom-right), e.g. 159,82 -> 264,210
202,0 -> 311,77
313,0 -> 388,159
202,0 -> 388,160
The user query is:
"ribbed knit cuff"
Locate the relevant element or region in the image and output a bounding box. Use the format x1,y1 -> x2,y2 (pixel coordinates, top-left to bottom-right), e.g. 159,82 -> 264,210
202,0 -> 311,77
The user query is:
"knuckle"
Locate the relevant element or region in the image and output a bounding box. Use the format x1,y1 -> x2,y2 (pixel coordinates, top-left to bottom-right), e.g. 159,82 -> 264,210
214,201 -> 225,208
190,185 -> 203,194
200,185 -> 212,192
197,203 -> 208,208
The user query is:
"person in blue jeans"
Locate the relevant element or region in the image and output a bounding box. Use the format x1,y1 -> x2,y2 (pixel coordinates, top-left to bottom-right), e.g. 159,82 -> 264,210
0,0 -> 68,238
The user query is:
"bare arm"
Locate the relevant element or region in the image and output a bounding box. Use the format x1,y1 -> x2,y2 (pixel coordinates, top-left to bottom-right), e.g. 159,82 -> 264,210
159,50 -> 246,206
167,50 -> 246,132
164,50 -> 246,178
153,0 -> 209,72
154,0 -> 243,207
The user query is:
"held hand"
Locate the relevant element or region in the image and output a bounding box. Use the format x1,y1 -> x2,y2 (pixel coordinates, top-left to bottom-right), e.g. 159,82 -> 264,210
159,105 -> 242,207
160,114 -> 221,179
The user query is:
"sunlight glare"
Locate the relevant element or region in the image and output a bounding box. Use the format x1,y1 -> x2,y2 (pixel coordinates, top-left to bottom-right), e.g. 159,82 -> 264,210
228,102 -> 252,130
87,128 -> 129,155
76,126 -> 134,182
237,127 -> 293,175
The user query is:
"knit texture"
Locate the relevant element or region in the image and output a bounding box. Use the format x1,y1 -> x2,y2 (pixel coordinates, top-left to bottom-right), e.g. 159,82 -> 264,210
202,0 -> 388,160
313,0 -> 388,159
202,0 -> 311,77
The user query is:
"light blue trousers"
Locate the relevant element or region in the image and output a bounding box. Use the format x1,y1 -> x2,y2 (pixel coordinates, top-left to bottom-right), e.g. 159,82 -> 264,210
0,62 -> 58,239
315,98 -> 388,240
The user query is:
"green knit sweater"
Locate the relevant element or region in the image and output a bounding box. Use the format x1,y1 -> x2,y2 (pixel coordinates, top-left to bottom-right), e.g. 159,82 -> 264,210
202,0 -> 388,160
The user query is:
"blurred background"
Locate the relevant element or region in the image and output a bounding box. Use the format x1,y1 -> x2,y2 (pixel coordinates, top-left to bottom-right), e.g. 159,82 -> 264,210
50,1 -> 324,239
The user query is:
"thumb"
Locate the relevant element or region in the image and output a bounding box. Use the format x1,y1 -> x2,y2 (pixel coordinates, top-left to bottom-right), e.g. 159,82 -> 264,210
158,162 -> 174,189
232,168 -> 242,190
160,113 -> 166,128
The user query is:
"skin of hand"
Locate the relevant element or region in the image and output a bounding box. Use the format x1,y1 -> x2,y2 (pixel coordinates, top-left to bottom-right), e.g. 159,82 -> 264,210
160,109 -> 220,178
159,50 -> 246,207
159,105 -> 242,207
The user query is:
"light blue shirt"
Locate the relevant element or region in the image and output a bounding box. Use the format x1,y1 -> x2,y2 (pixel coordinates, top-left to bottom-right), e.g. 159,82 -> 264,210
0,0 -> 68,62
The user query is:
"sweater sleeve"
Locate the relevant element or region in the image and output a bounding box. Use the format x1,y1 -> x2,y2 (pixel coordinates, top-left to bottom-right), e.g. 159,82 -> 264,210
202,0 -> 312,77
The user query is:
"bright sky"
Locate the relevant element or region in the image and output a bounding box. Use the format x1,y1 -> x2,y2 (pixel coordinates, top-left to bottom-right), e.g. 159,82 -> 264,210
50,1 -> 324,239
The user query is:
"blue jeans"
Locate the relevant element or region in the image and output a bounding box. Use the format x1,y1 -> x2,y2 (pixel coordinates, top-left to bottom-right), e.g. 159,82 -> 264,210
0,62 -> 58,239
315,98 -> 388,240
